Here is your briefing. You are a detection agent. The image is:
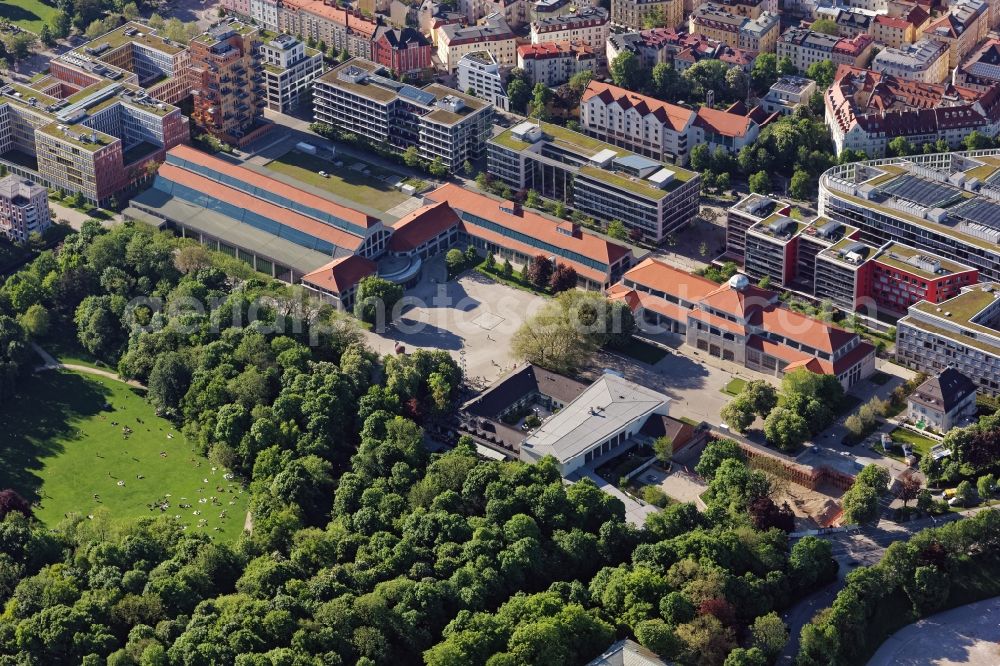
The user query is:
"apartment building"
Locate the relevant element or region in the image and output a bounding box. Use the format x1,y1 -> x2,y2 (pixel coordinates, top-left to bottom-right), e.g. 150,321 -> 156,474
580,81 -> 770,164
313,58 -> 493,171
725,193 -> 789,261
895,283 -> 1000,394
776,28 -> 874,72
871,38 -> 949,84
825,66 -> 1000,157
59,21 -> 194,105
372,27 -> 432,74
955,39 -> 1000,92
813,237 -> 878,311
761,76 -> 817,116
437,17 -> 518,71
608,28 -> 757,72
457,51 -> 509,111
0,175 -> 50,243
609,258 -> 876,388
279,0 -> 379,59
530,7 -> 610,52
0,78 -> 187,207
259,34 -> 324,113
921,0 -> 987,68
871,8 -> 929,50
189,20 -> 269,147
487,120 -> 701,243
517,41 -> 597,87
610,0 -> 684,31
818,152 -> 1000,286
815,6 -> 873,39
743,216 -> 807,287
688,5 -> 779,53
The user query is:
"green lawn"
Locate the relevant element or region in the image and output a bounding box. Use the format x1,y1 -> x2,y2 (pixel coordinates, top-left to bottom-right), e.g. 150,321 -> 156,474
615,338 -> 668,365
265,150 -> 409,212
40,336 -> 109,371
890,427 -> 938,457
0,0 -> 58,34
722,377 -> 747,397
0,370 -> 249,541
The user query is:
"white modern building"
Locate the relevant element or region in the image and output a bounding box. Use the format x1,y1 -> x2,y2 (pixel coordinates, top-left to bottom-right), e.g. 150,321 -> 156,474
259,34 -> 326,112
761,76 -> 817,116
457,51 -> 509,111
0,175 -> 51,244
519,373 -> 671,474
313,58 -> 494,171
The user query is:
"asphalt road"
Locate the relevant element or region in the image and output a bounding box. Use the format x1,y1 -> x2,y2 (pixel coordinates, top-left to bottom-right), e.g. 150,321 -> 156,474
778,506 -> 999,664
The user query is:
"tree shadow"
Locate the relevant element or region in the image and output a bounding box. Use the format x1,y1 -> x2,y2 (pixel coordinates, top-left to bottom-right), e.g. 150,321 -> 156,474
0,371 -> 112,502
0,6 -> 42,24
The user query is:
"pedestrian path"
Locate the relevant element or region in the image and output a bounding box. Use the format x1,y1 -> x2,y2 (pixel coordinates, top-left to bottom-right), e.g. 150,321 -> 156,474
32,343 -> 145,389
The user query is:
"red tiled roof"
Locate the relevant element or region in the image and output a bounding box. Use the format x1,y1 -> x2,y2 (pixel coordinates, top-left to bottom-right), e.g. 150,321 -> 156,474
281,0 -> 379,36
754,307 -> 856,354
424,184 -> 632,284
875,15 -> 911,29
387,201 -> 460,252
167,145 -> 379,230
699,281 -> 775,319
300,254 -> 377,294
622,257 -> 718,302
517,40 -> 594,59
156,163 -> 366,251
689,308 -> 748,335
582,81 -> 694,132
694,105 -> 754,138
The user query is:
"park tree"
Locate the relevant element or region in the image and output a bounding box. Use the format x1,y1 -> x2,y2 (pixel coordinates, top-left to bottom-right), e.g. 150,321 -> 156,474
805,60 -> 836,89
17,304 -> 49,338
507,77 -> 531,114
749,170 -> 770,194
549,263 -> 577,293
445,248 -> 465,276
977,473 -> 996,498
148,351 -> 192,413
527,254 -> 554,289
354,276 -> 403,324
690,144 -> 711,172
0,489 -> 32,520
51,11 -> 72,39
751,53 -> 778,92
887,136 -> 915,157
963,131 -> 994,150
750,612 -> 788,661
695,438 -> 743,480
789,169 -> 813,200
763,407 -> 809,451
529,83 -> 552,120
721,396 -> 756,433
606,220 -> 628,240
811,18 -> 839,34
841,482 -> 880,524
953,480 -> 976,507
39,25 -> 55,47
3,33 -> 36,61
610,51 -> 642,91
683,59 -> 731,102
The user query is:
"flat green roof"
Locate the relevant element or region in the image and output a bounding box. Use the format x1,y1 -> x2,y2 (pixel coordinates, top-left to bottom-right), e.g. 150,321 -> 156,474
913,285 -> 999,324
578,165 -> 671,200
874,243 -> 971,279
71,21 -> 187,56
37,122 -> 116,152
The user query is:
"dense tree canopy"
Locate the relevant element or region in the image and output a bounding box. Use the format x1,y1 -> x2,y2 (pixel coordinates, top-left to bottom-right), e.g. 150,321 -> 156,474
0,222 -> 843,665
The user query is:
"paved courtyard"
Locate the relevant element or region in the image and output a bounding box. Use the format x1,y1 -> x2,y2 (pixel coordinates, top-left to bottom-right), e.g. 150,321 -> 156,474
641,465 -> 708,506
867,596 -> 1000,666
361,265 -> 546,383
